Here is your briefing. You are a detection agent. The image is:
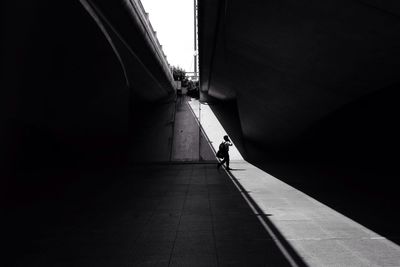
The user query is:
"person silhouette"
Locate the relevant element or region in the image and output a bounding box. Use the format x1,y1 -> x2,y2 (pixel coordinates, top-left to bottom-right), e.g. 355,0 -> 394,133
217,135 -> 233,170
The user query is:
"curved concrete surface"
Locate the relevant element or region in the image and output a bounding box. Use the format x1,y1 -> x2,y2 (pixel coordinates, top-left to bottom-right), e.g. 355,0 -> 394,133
198,0 -> 400,253
198,0 -> 400,165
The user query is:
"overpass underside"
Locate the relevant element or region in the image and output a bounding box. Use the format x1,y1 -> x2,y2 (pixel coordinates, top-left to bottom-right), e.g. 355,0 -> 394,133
3,0 -> 400,265
198,0 -> 400,252
198,0 -> 400,165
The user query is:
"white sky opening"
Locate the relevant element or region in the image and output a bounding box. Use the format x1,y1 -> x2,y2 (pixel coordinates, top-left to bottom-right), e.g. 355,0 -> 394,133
141,0 -> 195,72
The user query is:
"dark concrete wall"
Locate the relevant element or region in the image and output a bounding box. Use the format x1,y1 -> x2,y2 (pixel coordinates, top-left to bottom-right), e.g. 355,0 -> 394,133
1,1 -> 176,200
1,1 -> 127,171
198,0 -> 400,168
199,0 -> 400,241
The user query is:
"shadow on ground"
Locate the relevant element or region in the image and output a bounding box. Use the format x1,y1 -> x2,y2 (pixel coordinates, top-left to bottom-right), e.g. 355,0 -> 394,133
209,93 -> 400,247
6,164 -> 307,266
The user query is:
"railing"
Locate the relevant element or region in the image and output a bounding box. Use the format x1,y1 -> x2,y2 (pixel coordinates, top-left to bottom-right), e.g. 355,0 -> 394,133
128,0 -> 172,78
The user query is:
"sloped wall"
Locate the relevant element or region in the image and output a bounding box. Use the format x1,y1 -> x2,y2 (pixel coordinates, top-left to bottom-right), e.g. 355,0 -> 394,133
1,1 -> 176,201
198,0 -> 400,167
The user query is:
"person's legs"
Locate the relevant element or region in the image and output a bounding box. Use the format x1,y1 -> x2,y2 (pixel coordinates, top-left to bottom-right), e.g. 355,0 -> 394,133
225,154 -> 231,169
217,157 -> 226,168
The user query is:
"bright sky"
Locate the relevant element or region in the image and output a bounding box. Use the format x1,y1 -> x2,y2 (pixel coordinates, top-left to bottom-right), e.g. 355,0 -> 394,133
141,0 -> 195,72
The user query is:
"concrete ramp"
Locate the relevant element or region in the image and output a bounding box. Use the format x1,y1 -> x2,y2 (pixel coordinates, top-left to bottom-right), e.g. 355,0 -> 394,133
171,96 -> 216,162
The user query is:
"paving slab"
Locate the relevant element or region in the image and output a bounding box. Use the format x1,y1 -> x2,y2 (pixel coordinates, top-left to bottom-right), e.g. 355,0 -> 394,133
189,99 -> 400,266
9,164 -> 294,266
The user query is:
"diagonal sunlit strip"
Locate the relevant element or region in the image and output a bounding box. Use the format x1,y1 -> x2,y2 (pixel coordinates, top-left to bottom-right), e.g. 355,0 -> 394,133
188,99 -> 242,160
188,98 -> 400,267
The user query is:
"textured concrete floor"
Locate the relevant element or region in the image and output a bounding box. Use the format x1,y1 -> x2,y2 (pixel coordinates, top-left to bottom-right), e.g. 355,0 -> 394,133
9,164 -> 294,266
228,161 -> 400,266
189,99 -> 400,266
10,96 -> 400,266
171,96 -> 215,162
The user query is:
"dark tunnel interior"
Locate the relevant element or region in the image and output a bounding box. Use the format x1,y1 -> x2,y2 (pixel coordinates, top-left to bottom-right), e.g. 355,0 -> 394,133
3,0 -> 400,265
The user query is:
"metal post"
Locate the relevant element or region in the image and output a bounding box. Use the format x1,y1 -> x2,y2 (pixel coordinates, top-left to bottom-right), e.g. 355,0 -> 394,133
194,0 -> 197,79
194,0 -> 201,160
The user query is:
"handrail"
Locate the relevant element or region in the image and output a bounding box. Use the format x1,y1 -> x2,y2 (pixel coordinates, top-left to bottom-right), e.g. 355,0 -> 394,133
128,0 -> 172,77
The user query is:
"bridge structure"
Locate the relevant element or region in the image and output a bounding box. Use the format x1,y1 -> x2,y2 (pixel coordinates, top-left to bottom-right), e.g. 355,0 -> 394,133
3,0 -> 400,266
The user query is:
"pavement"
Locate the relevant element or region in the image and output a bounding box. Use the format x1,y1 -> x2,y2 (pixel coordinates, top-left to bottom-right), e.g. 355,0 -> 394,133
227,161 -> 400,266
171,96 -> 215,162
9,164 -> 295,266
8,95 -> 400,266
188,98 -> 400,266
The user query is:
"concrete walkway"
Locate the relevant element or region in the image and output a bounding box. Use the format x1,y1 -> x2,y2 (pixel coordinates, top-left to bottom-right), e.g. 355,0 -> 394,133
9,96 -> 296,266
189,99 -> 400,266
11,164 -> 296,266
10,96 -> 400,266
171,95 -> 215,162
227,161 -> 400,266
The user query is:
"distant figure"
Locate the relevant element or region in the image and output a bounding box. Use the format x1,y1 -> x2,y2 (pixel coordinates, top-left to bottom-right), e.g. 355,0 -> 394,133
217,135 -> 233,170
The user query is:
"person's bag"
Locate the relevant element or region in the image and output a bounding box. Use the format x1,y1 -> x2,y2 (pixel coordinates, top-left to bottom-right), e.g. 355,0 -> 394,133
219,142 -> 225,152
216,142 -> 225,159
